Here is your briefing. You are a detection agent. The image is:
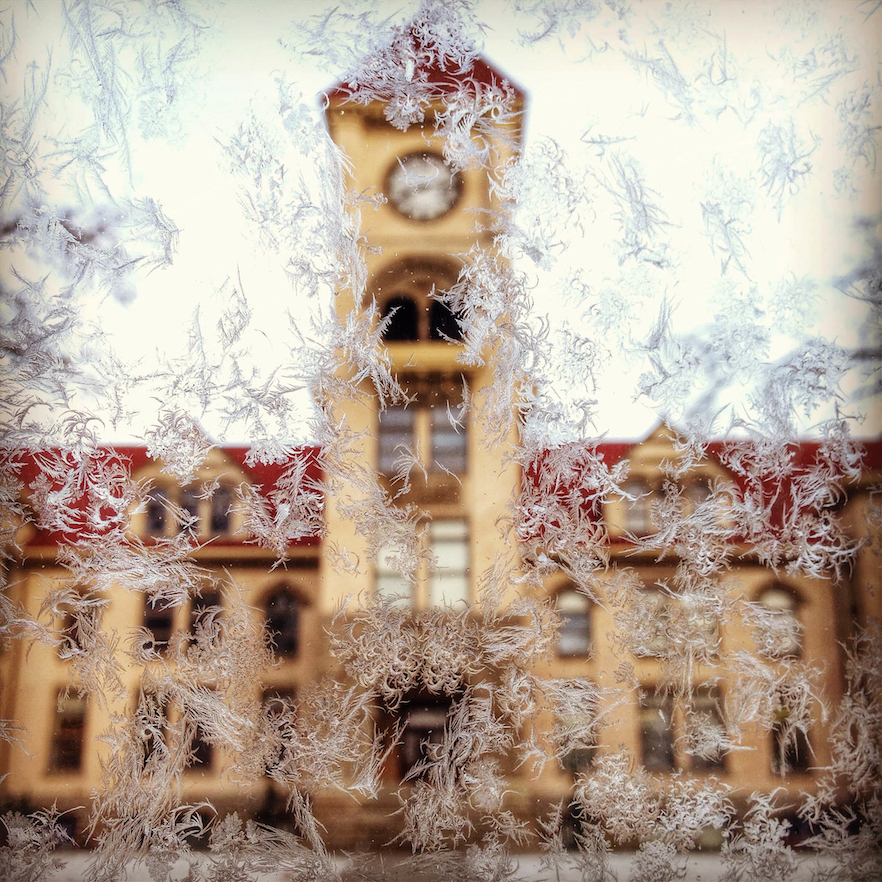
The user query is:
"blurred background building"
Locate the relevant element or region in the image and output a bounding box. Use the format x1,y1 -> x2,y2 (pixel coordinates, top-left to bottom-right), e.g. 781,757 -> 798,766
1,47 -> 880,850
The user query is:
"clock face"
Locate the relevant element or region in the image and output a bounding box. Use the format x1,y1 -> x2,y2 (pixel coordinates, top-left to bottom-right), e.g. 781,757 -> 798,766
385,152 -> 463,221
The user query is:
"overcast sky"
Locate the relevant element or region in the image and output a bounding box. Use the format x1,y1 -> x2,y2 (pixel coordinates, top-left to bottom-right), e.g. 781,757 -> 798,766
7,0 -> 881,444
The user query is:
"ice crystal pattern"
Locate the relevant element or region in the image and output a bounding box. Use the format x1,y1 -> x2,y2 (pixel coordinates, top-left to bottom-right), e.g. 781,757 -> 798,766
1,2 -> 880,881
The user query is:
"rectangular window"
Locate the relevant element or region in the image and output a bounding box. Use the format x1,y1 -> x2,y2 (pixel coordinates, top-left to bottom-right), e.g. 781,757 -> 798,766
624,480 -> 653,535
377,376 -> 468,477
771,722 -> 811,775
180,486 -> 201,532
560,745 -> 595,774
428,519 -> 469,607
189,721 -> 213,769
139,688 -> 169,766
189,590 -> 221,635
143,601 -> 175,650
378,406 -> 415,474
262,688 -> 295,781
262,687 -> 297,715
430,404 -> 466,473
639,689 -> 675,772
375,545 -> 414,606
688,686 -> 727,771
556,589 -> 592,657
50,693 -> 86,772
633,590 -> 670,657
399,699 -> 451,781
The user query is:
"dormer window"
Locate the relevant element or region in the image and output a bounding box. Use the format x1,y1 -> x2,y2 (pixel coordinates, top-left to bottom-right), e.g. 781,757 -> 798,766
210,486 -> 233,534
141,485 -> 236,538
146,489 -> 169,536
623,479 -> 653,535
180,486 -> 200,532
685,477 -> 712,510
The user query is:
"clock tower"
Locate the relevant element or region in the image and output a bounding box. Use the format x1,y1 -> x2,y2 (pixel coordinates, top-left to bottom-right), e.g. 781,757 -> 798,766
320,45 -> 524,624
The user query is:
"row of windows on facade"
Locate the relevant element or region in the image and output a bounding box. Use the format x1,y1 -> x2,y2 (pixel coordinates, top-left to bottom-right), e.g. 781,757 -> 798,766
631,687 -> 808,776
621,477 -> 714,535
145,485 -> 235,538
371,521 -> 803,656
141,581 -> 801,662
556,583 -> 804,660
48,688 -> 284,774
48,682 -> 810,780
141,586 -> 301,656
139,451 -> 721,536
60,574 -> 799,668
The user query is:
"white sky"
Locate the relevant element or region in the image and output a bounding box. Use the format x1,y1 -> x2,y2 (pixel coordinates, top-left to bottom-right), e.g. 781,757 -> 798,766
6,0 -> 881,444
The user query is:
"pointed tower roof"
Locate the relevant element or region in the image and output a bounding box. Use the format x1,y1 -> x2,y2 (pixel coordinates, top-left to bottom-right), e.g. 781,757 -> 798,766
323,17 -> 524,115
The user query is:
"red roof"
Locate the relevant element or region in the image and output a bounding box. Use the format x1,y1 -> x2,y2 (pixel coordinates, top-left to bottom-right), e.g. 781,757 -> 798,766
519,435 -> 882,552
323,21 -> 524,106
9,446 -> 323,550
8,436 -> 879,555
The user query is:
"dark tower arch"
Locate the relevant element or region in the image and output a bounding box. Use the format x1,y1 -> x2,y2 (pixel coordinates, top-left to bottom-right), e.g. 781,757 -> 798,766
382,295 -> 419,341
429,298 -> 462,341
372,256 -> 462,342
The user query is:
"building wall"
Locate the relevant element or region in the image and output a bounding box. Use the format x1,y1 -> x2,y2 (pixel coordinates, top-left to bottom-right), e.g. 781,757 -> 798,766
1,433 -> 877,845
1,68 -> 879,850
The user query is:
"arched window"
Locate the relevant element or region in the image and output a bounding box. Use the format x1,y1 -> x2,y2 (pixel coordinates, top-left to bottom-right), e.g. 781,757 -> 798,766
429,299 -> 461,341
180,486 -> 200,533
210,485 -> 233,534
264,587 -> 301,657
687,685 -> 727,771
556,588 -> 592,657
382,295 -> 419,341
373,257 -> 462,343
757,584 -> 802,658
55,594 -> 87,657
